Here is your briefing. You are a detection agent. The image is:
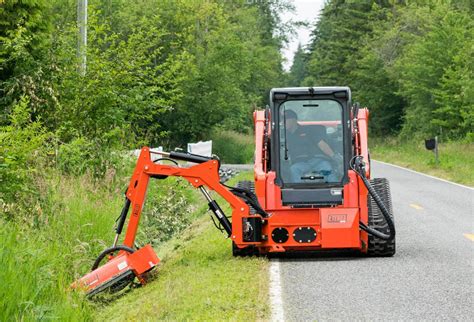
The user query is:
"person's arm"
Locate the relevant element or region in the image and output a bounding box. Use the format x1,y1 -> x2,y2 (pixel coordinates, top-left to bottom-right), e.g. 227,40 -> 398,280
318,139 -> 334,157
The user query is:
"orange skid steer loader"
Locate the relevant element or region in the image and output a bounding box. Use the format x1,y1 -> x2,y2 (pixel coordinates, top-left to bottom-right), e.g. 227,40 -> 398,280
73,87 -> 395,297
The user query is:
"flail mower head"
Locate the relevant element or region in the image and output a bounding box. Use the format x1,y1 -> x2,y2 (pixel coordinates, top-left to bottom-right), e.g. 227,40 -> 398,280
73,244 -> 159,297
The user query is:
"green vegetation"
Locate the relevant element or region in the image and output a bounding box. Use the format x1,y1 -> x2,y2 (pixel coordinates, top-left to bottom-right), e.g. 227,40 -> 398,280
1,0 -> 288,149
211,129 -> 255,164
2,0 -> 473,318
289,1 -> 473,141
0,163 -> 267,320
371,139 -> 474,187
0,173 -> 120,320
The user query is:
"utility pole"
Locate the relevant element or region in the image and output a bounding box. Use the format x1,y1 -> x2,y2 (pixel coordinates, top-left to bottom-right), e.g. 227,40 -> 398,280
77,0 -> 87,75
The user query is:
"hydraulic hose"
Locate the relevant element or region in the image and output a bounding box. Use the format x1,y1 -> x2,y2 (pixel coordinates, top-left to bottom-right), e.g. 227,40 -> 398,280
224,183 -> 270,218
116,198 -> 131,236
91,245 -> 135,271
351,156 -> 396,241
169,151 -> 216,164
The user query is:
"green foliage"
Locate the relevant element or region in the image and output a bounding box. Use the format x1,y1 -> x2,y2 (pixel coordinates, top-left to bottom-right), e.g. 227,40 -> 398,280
0,173 -> 117,320
0,0 -> 51,80
0,96 -> 50,218
0,222 -> 95,320
211,129 -> 254,164
301,1 -> 473,140
137,178 -> 195,246
56,137 -> 130,178
287,44 -> 307,86
47,5 -> 190,146
2,0 -> 290,150
0,0 -> 58,129
304,1 -> 379,86
433,41 -> 474,140
158,0 -> 285,146
395,5 -> 473,139
350,46 -> 405,135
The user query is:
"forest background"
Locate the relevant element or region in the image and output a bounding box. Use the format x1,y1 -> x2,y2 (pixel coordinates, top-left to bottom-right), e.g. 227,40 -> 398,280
0,0 -> 472,319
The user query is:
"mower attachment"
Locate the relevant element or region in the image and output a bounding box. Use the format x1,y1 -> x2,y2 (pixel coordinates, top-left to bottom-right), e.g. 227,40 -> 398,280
73,147 -> 253,297
73,244 -> 159,297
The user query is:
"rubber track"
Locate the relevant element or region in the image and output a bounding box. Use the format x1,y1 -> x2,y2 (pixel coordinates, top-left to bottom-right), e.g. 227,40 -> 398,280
232,180 -> 258,257
367,178 -> 396,256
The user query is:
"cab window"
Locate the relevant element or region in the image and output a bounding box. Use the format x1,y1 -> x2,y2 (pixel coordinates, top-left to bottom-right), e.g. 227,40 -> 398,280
279,100 -> 344,185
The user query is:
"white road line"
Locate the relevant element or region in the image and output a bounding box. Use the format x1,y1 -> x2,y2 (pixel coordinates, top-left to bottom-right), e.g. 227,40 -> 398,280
374,160 -> 474,190
269,259 -> 285,322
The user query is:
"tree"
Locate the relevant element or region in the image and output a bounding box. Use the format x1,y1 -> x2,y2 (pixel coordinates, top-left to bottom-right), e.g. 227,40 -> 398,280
304,0 -> 379,86
0,0 -> 53,124
287,44 -> 307,86
1,0 -> 291,150
394,5 -> 473,139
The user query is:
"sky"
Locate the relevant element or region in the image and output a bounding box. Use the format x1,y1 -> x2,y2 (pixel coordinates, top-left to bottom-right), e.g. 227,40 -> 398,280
280,0 -> 325,71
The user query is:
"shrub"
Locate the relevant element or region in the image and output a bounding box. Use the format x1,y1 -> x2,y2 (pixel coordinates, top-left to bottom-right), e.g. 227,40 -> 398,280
137,178 -> 195,246
56,136 -> 130,179
211,129 -> 254,164
0,96 -> 51,220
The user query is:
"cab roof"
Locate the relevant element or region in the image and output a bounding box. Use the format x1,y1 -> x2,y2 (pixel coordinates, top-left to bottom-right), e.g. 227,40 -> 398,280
270,87 -> 351,101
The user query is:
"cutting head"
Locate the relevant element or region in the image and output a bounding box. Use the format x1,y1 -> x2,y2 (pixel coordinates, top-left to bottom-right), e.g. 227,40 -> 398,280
73,244 -> 159,297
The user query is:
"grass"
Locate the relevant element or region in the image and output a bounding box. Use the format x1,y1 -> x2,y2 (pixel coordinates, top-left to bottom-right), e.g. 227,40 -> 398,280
0,174 -> 119,320
370,138 -> 474,186
98,172 -> 270,321
0,169 -> 184,320
0,167 -> 269,320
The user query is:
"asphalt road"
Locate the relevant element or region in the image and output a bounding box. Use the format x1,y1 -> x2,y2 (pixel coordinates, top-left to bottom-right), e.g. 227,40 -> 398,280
278,161 -> 474,321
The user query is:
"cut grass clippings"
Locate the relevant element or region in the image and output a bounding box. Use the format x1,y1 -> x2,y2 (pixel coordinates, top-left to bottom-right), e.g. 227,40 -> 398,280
370,138 -> 474,186
98,172 -> 270,321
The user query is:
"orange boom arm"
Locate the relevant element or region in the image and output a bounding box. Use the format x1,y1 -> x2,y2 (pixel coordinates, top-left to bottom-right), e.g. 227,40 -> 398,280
121,147 -> 256,248
73,147 -> 262,297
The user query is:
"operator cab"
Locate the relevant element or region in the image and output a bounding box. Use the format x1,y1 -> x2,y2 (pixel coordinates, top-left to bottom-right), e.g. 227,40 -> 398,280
270,87 -> 352,206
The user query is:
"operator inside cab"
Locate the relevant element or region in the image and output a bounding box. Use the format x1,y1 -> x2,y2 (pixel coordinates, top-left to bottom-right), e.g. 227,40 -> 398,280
280,101 -> 344,184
